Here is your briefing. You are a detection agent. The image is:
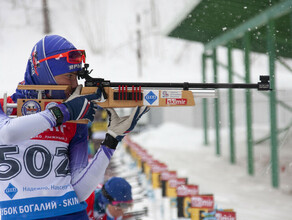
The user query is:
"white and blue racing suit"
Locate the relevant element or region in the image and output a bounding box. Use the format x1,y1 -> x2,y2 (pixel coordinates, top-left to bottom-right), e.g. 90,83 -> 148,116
0,104 -> 114,219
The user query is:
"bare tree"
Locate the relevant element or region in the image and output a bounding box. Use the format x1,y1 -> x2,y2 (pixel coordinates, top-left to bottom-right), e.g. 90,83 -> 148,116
136,14 -> 143,77
74,0 -> 107,54
150,0 -> 158,28
42,0 -> 51,34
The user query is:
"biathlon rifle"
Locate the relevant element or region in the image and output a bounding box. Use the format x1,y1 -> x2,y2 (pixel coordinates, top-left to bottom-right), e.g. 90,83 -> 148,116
4,63 -> 270,120
78,63 -> 270,108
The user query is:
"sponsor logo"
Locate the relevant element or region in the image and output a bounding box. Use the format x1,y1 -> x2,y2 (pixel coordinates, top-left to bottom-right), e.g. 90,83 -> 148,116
215,211 -> 236,220
55,54 -> 64,60
161,90 -> 182,98
160,171 -> 177,181
151,163 -> 167,173
177,185 -> 199,197
145,91 -> 158,105
188,186 -> 199,196
161,91 -> 169,98
5,183 -> 18,199
177,185 -> 188,196
33,124 -> 70,142
69,64 -> 81,70
21,100 -> 41,115
168,178 -> 187,188
166,98 -> 187,105
191,196 -> 214,208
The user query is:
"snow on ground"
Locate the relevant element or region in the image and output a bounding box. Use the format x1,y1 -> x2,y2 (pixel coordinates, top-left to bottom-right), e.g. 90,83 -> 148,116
130,123 -> 292,220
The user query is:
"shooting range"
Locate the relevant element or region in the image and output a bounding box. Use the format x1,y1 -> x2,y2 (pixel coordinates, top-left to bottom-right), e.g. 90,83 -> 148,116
0,0 -> 292,219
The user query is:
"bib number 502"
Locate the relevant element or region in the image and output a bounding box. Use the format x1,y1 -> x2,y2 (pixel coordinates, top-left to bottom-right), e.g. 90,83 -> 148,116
0,145 -> 69,180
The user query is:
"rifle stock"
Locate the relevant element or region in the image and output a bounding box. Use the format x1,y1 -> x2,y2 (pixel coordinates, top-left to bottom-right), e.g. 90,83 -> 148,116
81,87 -> 196,108
11,85 -> 198,124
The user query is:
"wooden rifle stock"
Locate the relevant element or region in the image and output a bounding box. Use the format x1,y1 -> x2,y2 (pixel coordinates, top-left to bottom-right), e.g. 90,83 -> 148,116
81,87 -> 196,108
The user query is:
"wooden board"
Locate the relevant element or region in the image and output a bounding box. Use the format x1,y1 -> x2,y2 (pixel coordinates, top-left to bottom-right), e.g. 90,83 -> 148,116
17,99 -> 88,124
17,85 -> 71,91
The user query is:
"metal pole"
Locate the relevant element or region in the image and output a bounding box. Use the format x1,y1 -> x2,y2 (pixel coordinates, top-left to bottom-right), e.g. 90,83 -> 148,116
202,53 -> 209,145
3,93 -> 7,114
267,19 -> 279,188
291,12 -> 292,50
228,44 -> 236,164
213,49 -> 220,155
243,32 -> 254,175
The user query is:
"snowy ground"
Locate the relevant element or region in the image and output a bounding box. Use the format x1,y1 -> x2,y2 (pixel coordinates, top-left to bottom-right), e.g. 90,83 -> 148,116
127,123 -> 292,220
1,0 -> 292,219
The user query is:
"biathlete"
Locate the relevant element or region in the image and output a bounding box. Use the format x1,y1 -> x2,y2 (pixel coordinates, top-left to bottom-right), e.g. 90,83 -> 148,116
0,35 -> 149,219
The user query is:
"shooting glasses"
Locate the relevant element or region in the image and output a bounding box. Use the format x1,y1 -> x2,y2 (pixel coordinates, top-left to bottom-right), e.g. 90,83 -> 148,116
38,50 -> 86,64
102,185 -> 133,210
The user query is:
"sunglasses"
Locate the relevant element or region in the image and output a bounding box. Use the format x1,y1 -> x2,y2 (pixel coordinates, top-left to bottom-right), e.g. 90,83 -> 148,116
38,50 -> 86,64
101,185 -> 133,210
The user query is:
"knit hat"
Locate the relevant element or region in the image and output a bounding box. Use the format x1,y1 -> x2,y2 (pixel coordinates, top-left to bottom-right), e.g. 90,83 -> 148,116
11,35 -> 83,101
101,177 -> 132,205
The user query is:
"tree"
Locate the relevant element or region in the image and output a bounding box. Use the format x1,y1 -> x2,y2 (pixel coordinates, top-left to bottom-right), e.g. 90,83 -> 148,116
42,0 -> 51,34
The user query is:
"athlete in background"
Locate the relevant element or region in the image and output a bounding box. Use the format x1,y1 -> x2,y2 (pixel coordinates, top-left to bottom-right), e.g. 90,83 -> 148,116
0,35 -> 149,219
86,177 -> 133,220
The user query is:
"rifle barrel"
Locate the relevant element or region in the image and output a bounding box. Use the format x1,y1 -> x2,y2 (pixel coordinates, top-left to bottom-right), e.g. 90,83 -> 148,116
84,74 -> 270,90
192,90 -> 217,98
109,82 -> 261,89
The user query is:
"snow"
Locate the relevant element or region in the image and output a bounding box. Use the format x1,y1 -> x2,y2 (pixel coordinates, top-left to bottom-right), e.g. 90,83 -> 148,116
129,124 -> 292,220
0,0 -> 292,219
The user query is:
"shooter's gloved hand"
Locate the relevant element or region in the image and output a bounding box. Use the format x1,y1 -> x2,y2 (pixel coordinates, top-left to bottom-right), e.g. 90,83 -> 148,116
101,106 -> 150,149
48,88 -> 101,126
63,93 -> 100,121
66,85 -> 105,102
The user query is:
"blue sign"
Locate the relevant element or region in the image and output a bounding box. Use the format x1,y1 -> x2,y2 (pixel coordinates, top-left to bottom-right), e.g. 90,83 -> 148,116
145,91 -> 157,105
5,183 -> 18,199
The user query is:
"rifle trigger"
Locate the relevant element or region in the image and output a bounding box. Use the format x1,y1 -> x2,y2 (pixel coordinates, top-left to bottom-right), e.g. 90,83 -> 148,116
102,88 -> 108,99
98,84 -> 107,99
